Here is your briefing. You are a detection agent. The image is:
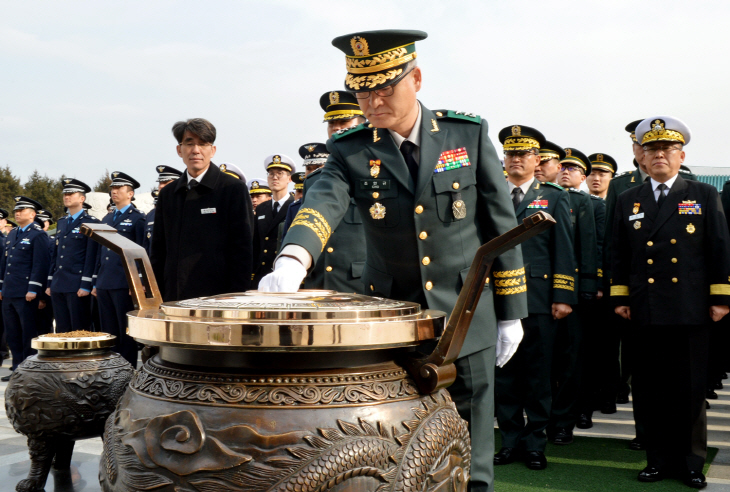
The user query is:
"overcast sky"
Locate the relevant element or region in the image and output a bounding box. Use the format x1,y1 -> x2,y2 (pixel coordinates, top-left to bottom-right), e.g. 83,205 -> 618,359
2,0 -> 729,191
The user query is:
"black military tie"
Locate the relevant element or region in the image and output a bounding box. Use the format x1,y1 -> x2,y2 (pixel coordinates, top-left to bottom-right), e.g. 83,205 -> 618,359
511,187 -> 523,211
657,183 -> 668,208
399,140 -> 419,183
188,179 -> 199,191
273,201 -> 280,214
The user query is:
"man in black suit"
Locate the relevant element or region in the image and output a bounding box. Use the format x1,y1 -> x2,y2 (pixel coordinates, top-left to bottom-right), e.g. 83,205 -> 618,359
612,116 -> 730,488
252,154 -> 295,287
151,118 -> 254,302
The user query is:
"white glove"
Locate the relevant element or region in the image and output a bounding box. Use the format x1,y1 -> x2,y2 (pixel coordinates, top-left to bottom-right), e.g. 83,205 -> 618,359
495,319 -> 524,367
257,256 -> 307,292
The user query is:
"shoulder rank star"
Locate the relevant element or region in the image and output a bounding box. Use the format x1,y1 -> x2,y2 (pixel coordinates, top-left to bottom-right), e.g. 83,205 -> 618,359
370,159 -> 381,178
370,202 -> 386,220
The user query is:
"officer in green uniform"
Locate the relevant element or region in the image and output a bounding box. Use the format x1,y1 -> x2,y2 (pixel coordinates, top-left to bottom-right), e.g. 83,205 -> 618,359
321,91 -> 367,138
302,141 -> 367,293
494,126 -> 575,470
535,141 -> 565,185
260,30 -> 528,492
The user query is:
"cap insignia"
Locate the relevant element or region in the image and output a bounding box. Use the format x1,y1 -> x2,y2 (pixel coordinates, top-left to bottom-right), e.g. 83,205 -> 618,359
511,126 -> 521,136
329,92 -> 340,105
350,36 -> 370,56
14,196 -> 20,202
565,149 -> 572,157
307,145 -> 316,153
157,166 -> 164,172
251,181 -> 259,189
597,154 -> 604,162
273,155 -> 281,164
64,179 -> 71,184
112,172 -> 119,178
220,164 -> 227,172
653,119 -> 665,132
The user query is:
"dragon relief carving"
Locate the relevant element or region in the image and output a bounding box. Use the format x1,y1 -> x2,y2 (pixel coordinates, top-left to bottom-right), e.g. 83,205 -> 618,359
100,391 -> 470,492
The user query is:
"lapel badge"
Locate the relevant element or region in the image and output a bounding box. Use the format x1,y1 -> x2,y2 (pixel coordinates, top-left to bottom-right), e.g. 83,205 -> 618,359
452,199 -> 466,219
373,128 -> 381,143
687,223 -> 696,234
633,203 -> 640,214
369,159 -> 381,178
370,202 -> 386,220
431,119 -> 440,132
634,221 -> 641,230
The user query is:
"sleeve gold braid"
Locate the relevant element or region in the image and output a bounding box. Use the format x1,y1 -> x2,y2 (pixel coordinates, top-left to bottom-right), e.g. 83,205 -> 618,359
494,277 -> 526,287
610,285 -> 630,296
597,268 -> 603,278
289,208 -> 332,252
492,267 -> 526,278
553,278 -> 575,291
710,284 -> 730,295
495,285 -> 527,295
553,274 -> 575,282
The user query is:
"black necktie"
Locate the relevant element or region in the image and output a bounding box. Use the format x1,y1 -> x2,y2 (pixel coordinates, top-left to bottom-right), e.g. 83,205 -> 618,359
273,202 -> 280,214
188,179 -> 199,190
399,140 -> 419,183
511,187 -> 523,211
657,183 -> 668,208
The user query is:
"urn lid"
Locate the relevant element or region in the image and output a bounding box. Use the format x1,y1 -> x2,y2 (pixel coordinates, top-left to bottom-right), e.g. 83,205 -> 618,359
31,331 -> 117,351
127,290 -> 445,351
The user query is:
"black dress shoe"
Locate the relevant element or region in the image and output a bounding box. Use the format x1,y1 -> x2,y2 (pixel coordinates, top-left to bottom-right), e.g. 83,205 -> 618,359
616,393 -> 630,404
0,373 -> 12,382
714,381 -> 724,390
629,438 -> 644,451
723,372 -> 728,380
600,401 -> 617,414
493,447 -> 520,465
525,451 -> 547,470
638,466 -> 664,482
707,401 -> 711,409
706,389 -> 718,399
684,470 -> 707,489
576,414 -> 593,429
551,428 -> 573,445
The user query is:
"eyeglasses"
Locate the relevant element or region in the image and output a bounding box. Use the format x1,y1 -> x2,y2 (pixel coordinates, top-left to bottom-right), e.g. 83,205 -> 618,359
267,170 -> 288,178
353,68 -> 414,99
642,144 -> 681,155
180,142 -> 213,149
560,165 -> 584,174
504,150 -> 537,159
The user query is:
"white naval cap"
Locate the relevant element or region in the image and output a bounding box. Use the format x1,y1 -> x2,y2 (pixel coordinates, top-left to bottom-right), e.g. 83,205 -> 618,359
219,162 -> 247,183
264,154 -> 296,174
636,116 -> 691,146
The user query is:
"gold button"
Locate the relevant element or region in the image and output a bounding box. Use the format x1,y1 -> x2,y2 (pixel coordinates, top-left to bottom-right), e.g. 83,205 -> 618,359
368,124 -> 373,128
672,258 -> 677,263
425,281 -> 433,290
647,259 -> 653,265
265,237 -> 269,241
485,278 -> 490,284
544,274 -> 548,279
422,257 -> 431,266
671,239 -> 677,244
263,249 -> 268,253
415,205 -> 424,214
326,266 -> 333,272
327,247 -> 334,253
370,284 -> 374,291
262,262 -> 266,265
452,182 -> 460,190
372,192 -> 380,199
647,241 -> 653,246
575,268 -> 579,273
648,278 -> 654,283
672,278 -> 678,283
419,231 -> 428,240
436,112 -> 443,117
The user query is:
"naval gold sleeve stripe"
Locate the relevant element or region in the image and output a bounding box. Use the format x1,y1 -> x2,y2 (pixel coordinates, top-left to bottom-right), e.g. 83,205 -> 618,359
610,285 -> 630,296
710,284 -> 730,296
492,267 -> 526,278
495,285 -> 527,295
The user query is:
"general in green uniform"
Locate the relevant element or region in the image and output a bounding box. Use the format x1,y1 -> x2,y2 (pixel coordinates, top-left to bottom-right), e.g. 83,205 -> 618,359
263,30 -> 528,492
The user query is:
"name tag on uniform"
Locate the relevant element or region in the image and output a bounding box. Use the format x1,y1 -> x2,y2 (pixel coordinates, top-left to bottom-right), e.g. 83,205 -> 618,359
201,208 -> 216,214
629,213 -> 644,221
147,221 -> 154,225
679,203 -> 701,214
122,219 -> 132,223
258,215 -> 266,220
360,179 -> 391,190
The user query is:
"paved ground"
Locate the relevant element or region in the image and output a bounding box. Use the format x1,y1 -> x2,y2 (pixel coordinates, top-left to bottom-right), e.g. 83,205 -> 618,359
2,359 -> 730,491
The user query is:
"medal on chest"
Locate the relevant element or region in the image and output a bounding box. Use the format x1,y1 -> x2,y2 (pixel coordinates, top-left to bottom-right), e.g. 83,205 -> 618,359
687,223 -> 695,234
369,159 -> 381,178
370,202 -> 386,220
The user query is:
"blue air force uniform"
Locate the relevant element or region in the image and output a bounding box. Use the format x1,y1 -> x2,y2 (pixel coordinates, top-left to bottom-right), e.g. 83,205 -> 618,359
49,208 -> 99,332
0,197 -> 50,371
94,172 -> 146,367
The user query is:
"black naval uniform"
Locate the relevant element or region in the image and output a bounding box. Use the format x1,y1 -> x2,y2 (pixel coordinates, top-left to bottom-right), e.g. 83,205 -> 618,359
0,222 -> 50,370
611,176 -> 730,473
253,196 -> 294,287
495,178 -> 576,452
48,209 -> 99,332
302,167 -> 366,293
283,104 -> 529,491
94,205 -> 146,367
550,187 -> 597,434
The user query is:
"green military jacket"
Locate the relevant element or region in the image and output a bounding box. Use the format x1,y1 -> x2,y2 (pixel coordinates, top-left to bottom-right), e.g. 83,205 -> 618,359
566,188 -> 598,294
514,179 -> 577,312
284,103 -> 529,357
302,167 -> 367,293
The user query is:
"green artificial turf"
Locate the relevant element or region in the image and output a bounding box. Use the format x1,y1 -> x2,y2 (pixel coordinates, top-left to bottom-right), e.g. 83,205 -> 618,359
493,432 -> 718,492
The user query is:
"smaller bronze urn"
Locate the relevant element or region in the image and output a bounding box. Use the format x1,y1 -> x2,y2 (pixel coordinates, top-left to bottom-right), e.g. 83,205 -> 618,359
4,331 -> 135,492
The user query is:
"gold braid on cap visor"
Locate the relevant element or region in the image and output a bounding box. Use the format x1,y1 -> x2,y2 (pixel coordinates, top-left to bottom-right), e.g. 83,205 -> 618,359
503,137 -> 541,151
540,151 -> 560,161
641,129 -> 686,145
560,157 -> 587,171
591,163 -> 614,173
324,109 -> 364,121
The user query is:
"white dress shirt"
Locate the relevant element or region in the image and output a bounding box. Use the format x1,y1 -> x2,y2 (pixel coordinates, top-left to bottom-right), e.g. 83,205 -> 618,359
650,173 -> 679,202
